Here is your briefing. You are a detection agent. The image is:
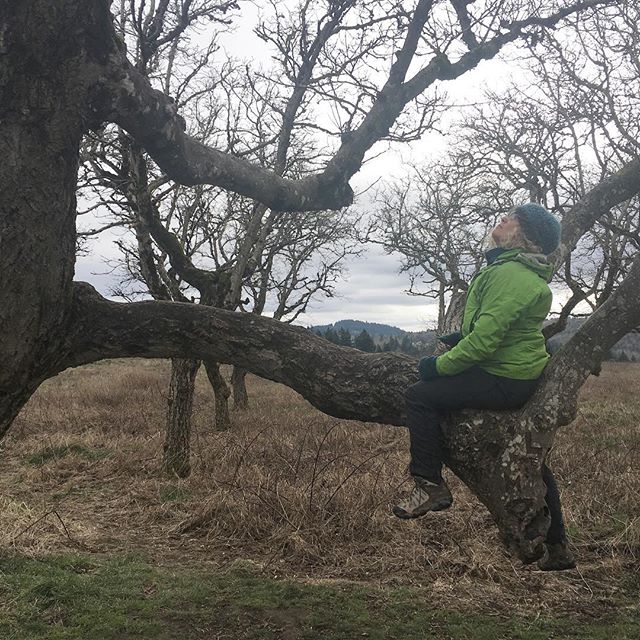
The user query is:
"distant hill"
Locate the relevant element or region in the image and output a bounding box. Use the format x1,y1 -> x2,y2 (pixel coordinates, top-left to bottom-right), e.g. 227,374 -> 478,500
311,319 -> 406,337
311,319 -> 436,356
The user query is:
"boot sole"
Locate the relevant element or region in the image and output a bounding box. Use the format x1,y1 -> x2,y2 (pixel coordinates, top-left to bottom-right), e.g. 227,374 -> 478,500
392,499 -> 452,519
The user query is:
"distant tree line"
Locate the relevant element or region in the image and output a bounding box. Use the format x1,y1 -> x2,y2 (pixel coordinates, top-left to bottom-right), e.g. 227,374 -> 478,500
314,327 -> 433,356
318,317 -> 640,362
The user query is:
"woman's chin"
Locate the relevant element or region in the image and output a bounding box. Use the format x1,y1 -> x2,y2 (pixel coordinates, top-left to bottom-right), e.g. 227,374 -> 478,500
483,235 -> 499,250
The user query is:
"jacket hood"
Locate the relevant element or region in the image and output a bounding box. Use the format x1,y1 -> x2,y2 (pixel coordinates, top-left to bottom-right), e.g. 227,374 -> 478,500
493,248 -> 554,282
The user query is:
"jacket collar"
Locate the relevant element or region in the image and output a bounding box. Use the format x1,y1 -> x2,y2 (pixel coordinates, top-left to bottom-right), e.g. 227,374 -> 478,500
484,247 -> 509,264
484,247 -> 553,281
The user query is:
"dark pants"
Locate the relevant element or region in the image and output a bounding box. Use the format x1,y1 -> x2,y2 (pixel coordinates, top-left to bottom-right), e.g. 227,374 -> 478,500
405,367 -> 567,544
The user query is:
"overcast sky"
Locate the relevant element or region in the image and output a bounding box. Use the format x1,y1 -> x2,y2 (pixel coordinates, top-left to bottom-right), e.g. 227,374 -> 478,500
75,3 -> 571,333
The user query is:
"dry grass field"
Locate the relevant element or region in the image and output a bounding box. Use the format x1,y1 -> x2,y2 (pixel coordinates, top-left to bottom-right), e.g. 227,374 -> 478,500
1,359 -> 639,636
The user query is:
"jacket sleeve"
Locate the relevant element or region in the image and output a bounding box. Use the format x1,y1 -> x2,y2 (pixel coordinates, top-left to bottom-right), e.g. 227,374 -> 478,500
436,266 -> 537,376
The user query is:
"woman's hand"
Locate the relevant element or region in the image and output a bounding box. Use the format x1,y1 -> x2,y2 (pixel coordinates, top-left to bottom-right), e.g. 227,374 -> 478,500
418,356 -> 440,380
438,332 -> 462,347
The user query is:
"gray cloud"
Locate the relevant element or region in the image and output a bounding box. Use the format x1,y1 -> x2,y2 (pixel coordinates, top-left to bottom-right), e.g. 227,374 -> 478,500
75,236 -> 440,331
292,247 -> 439,331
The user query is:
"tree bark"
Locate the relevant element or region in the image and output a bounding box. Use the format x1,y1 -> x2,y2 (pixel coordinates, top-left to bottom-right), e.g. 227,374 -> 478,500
231,366 -> 250,410
440,290 -> 466,334
552,158 -> 640,266
0,0 -> 109,437
164,358 -> 200,478
203,361 -> 232,431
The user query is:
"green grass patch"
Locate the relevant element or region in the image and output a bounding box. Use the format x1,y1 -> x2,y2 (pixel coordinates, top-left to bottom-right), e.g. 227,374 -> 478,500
25,444 -> 110,467
0,553 -> 639,639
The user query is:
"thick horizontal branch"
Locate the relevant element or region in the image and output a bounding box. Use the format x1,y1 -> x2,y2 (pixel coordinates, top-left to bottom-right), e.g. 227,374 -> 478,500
66,282 -> 416,425
67,237 -> 640,432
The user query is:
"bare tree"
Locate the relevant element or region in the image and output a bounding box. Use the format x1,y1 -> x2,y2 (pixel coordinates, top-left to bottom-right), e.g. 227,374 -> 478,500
85,1 -> 370,459
378,56 -> 640,338
232,206 -> 361,405
3,0 -> 638,564
78,0 -> 240,474
373,160 -> 497,331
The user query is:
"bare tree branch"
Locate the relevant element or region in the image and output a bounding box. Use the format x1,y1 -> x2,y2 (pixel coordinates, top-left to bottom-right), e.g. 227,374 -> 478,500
102,0 -> 613,211
552,157 -> 640,265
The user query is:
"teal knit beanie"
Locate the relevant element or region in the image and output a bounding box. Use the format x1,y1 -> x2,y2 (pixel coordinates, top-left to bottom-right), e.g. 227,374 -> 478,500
513,203 -> 561,255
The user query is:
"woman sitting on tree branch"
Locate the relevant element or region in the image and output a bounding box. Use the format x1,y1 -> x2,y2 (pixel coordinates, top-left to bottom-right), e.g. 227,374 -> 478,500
395,203 -> 575,571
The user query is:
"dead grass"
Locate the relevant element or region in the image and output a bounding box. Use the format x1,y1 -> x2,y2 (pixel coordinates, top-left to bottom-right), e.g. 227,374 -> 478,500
1,359 -> 639,619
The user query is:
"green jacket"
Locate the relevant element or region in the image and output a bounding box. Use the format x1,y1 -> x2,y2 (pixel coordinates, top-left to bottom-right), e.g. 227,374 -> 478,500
436,248 -> 554,380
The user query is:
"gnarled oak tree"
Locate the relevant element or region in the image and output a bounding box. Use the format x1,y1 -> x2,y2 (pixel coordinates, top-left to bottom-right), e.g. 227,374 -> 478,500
2,0 -> 639,564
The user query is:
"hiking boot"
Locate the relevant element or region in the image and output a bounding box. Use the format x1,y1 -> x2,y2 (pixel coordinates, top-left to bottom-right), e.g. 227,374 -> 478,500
393,476 -> 453,519
537,542 -> 576,571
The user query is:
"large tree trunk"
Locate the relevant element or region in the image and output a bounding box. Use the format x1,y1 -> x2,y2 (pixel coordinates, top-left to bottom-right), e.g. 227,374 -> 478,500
0,0 -> 105,437
164,358 -> 201,478
231,366 -> 250,410
204,361 -> 232,431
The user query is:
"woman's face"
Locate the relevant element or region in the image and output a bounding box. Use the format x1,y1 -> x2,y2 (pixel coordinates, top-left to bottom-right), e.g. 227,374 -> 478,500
491,214 -> 520,246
